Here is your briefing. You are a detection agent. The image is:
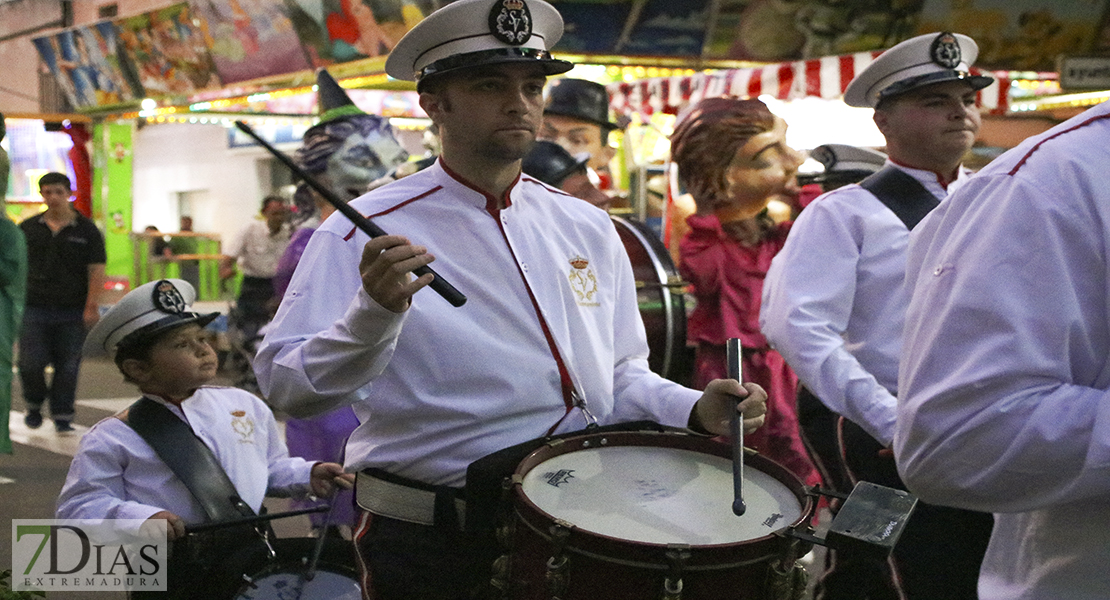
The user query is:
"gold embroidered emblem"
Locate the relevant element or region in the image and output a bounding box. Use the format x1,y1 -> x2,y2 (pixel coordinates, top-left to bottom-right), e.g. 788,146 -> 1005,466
567,255 -> 599,306
230,410 -> 255,444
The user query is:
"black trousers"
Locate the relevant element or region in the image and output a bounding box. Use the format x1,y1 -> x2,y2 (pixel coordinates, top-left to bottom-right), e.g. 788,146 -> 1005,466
799,388 -> 993,600
839,418 -> 993,600
797,387 -> 899,600
354,511 -> 487,600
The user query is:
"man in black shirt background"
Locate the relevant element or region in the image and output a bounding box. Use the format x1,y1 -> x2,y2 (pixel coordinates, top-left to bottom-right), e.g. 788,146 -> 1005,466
19,172 -> 106,433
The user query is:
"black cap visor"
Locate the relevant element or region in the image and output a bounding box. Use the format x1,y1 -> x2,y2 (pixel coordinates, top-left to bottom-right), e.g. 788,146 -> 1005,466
116,312 -> 221,352
878,70 -> 994,104
417,48 -> 573,90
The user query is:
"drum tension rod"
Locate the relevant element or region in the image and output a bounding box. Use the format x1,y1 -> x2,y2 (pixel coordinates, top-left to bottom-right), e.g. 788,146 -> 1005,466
806,485 -> 850,500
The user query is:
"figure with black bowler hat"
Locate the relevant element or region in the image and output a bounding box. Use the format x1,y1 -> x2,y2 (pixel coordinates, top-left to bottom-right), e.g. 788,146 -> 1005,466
254,1 -> 769,597
761,32 -> 995,599
541,77 -> 621,192
521,139 -> 612,209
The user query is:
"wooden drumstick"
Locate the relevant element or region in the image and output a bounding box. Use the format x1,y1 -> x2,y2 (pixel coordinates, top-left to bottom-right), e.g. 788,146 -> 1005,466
233,120 -> 467,307
727,338 -> 746,516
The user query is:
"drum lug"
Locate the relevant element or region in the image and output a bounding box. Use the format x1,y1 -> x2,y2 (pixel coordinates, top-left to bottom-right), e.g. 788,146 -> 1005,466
240,573 -> 257,590
662,545 -> 690,600
545,523 -> 572,599
489,554 -> 512,598
766,536 -> 811,600
489,478 -> 519,599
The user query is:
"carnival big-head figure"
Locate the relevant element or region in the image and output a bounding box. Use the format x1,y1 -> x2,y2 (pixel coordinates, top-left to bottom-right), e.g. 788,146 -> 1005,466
670,97 -> 804,227
293,69 -> 408,218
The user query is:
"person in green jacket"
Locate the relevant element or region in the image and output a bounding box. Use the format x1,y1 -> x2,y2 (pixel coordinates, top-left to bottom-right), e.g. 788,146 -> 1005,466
1,109 -> 27,453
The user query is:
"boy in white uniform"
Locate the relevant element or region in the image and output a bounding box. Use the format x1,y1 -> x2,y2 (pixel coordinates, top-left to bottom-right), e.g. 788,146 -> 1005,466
57,278 -> 353,598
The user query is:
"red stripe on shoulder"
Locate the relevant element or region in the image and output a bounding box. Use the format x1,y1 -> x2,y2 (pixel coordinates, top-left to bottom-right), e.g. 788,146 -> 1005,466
342,186 -> 443,241
521,176 -> 577,199
1009,112 -> 1110,176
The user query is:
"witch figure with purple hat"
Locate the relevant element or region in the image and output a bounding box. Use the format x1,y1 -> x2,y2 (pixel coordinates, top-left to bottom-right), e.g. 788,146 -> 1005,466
272,68 -> 408,537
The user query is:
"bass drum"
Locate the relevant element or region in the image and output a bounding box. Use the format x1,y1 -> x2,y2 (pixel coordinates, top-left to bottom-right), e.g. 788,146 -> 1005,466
506,430 -> 815,599
230,537 -> 361,600
611,216 -> 691,385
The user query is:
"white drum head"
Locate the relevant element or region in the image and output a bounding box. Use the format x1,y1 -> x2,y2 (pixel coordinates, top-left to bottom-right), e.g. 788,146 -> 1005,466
520,445 -> 802,545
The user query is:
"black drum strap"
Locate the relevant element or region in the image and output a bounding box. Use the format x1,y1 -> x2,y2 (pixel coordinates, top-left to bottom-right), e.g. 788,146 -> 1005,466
124,397 -> 257,523
859,166 -> 940,231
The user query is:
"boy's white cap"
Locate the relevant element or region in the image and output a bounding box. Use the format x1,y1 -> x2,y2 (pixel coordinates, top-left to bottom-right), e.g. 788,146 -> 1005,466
85,279 -> 219,356
385,0 -> 572,89
843,32 -> 994,108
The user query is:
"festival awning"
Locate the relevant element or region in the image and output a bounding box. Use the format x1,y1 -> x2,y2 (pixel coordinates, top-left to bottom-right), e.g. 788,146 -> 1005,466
608,51 -> 1013,118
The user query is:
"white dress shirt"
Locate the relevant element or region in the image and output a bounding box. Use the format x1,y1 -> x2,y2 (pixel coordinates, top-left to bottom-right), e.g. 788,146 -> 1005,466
898,101 -> 1110,600
760,163 -> 969,446
228,219 -> 292,279
56,387 -> 314,529
255,161 -> 699,487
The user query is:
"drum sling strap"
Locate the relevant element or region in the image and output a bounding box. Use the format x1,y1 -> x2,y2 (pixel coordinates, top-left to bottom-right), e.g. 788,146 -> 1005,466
859,165 -> 939,231
123,397 -> 257,522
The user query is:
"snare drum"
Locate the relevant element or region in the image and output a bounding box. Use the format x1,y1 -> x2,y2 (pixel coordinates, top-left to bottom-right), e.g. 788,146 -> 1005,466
505,431 -> 814,599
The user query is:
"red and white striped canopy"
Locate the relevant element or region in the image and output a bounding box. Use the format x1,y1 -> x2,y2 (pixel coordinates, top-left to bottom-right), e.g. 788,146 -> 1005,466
608,51 -> 1012,118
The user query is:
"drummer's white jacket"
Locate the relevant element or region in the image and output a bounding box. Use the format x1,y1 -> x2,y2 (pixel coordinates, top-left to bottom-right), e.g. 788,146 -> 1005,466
56,388 -> 314,528
760,163 -> 969,446
255,161 -> 699,487
898,101 -> 1110,600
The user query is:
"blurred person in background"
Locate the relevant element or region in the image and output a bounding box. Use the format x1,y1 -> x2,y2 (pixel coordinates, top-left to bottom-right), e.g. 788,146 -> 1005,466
0,111 -> 27,453
220,195 -> 292,339
541,77 -> 621,195
168,215 -> 201,291
19,171 -> 106,434
521,139 -> 612,210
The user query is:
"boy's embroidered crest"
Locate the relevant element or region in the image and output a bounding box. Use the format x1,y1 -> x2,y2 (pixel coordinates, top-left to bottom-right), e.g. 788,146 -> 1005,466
152,280 -> 186,314
567,255 -> 599,305
230,410 -> 255,443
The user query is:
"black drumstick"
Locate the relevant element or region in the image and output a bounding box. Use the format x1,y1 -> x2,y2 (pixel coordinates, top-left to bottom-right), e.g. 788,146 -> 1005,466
727,338 -> 746,516
183,505 -> 329,534
233,120 -> 467,307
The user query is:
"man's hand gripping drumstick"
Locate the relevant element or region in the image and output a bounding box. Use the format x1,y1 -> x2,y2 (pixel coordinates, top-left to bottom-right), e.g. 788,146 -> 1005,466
360,235 -> 438,313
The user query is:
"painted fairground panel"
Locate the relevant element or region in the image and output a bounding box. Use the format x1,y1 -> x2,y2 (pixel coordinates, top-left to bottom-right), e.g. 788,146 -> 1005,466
188,0 -> 313,84
916,0 -> 1110,72
32,24 -> 144,110
281,0 -> 435,67
551,1 -> 636,54
704,0 -> 922,62
614,0 -> 714,56
117,2 -> 221,97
